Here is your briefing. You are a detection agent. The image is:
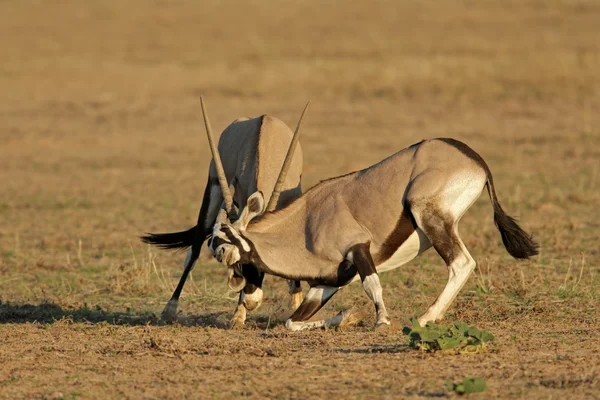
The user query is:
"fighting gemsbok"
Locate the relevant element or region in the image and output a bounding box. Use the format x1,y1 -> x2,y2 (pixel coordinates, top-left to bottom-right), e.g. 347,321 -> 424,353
206,138 -> 539,330
142,97 -> 309,327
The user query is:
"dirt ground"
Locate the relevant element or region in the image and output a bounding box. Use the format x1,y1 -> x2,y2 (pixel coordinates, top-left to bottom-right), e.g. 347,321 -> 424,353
1,0 -> 599,398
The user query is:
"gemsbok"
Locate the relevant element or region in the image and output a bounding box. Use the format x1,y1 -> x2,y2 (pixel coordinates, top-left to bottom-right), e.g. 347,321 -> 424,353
206,137 -> 539,331
142,98 -> 308,327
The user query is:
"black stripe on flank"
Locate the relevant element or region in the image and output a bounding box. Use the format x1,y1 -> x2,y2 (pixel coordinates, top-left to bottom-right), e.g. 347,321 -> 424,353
373,207 -> 416,264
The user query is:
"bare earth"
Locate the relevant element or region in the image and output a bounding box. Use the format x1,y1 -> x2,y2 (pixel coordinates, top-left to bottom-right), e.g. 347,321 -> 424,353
0,0 -> 599,398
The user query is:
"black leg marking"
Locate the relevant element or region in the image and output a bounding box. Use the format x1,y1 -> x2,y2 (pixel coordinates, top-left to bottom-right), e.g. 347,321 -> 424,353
290,286 -> 339,322
161,180 -> 217,322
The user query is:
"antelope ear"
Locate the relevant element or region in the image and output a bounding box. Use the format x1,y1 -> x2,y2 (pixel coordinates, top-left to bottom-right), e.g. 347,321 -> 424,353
234,191 -> 265,231
227,265 -> 246,292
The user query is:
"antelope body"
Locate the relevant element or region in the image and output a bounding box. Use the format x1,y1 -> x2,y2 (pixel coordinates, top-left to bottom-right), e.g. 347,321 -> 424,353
142,108 -> 304,327
208,138 -> 539,330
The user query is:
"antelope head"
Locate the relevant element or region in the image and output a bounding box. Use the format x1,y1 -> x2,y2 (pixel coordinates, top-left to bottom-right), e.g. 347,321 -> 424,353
208,191 -> 265,266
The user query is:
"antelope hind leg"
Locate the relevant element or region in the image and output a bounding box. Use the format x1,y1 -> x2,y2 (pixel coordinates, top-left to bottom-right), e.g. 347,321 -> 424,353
410,207 -> 477,326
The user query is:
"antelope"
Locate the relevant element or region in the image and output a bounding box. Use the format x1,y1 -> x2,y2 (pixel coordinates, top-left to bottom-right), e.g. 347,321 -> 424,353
206,137 -> 539,331
141,97 -> 308,327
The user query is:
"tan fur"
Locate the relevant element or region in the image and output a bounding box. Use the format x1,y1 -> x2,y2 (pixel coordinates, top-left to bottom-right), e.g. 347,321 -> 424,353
245,140 -> 485,277
212,115 -> 302,211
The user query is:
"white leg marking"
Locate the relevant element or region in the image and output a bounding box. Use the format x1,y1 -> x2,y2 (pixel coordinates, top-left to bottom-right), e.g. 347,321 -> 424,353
285,310 -> 351,331
304,286 -> 336,303
363,274 -> 391,327
243,287 -> 263,311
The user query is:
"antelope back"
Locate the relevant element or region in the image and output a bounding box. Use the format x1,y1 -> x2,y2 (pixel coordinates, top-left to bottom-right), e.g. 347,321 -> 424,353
256,115 -> 303,210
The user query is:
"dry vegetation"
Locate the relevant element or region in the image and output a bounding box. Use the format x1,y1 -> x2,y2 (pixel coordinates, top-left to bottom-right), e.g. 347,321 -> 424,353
1,0 -> 599,398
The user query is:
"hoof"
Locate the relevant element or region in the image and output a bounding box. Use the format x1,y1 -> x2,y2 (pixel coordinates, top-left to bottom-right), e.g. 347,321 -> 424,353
229,306 -> 247,329
229,317 -> 245,330
160,300 -> 179,323
417,315 -> 434,327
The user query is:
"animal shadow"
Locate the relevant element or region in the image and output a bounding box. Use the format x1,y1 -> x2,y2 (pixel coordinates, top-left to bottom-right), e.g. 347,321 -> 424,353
0,299 -> 233,328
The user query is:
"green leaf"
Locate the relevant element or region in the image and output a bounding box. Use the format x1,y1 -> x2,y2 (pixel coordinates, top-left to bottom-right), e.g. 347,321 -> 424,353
454,321 -> 469,334
436,337 -> 461,350
454,384 -> 466,394
462,377 -> 487,394
480,331 -> 495,342
418,328 -> 442,342
447,377 -> 487,395
467,326 -> 482,339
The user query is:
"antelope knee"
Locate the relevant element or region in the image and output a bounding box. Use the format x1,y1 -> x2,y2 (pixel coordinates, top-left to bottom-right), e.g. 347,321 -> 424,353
242,287 -> 263,311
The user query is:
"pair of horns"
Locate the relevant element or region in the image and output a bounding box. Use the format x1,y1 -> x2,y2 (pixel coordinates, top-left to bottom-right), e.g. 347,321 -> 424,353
199,96 -> 309,217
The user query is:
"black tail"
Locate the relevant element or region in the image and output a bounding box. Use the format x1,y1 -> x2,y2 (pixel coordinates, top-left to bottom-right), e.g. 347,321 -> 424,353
140,226 -> 196,251
485,174 -> 539,259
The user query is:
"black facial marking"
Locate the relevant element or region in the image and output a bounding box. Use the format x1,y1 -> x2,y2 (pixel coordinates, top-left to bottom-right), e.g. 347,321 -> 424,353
209,234 -> 230,250
220,226 -> 245,249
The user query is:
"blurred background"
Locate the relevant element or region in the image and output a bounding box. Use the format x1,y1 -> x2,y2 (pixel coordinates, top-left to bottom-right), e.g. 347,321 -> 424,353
1,0 -> 598,310
0,1 -> 599,398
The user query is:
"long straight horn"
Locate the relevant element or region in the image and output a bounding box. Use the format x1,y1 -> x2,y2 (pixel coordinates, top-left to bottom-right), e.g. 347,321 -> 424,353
200,96 -> 234,214
266,101 -> 310,212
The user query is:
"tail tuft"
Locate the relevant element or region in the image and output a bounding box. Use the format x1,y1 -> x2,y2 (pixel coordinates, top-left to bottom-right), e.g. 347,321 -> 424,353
140,226 -> 196,251
485,171 -> 539,259
493,210 -> 539,259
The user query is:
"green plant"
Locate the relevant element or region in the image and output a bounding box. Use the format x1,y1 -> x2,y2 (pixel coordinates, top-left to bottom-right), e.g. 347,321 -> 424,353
402,319 -> 495,353
446,377 -> 487,395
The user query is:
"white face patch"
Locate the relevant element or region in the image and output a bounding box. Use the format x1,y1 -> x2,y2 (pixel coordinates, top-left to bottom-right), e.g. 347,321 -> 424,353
214,244 -> 240,266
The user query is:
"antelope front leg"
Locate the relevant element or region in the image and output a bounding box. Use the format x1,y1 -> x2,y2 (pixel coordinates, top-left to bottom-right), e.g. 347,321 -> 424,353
229,284 -> 263,329
351,243 -> 391,329
287,280 -> 303,312
230,298 -> 247,329
284,285 -> 342,331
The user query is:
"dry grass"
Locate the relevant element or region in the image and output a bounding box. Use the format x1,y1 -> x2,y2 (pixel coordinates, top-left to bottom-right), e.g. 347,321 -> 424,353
0,0 -> 599,398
